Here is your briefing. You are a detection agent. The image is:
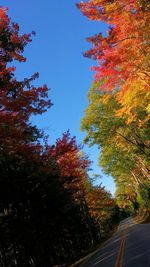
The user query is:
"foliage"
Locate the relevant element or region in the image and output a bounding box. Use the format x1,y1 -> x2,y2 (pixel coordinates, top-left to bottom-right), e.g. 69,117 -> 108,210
0,6 -> 118,266
79,0 -> 150,213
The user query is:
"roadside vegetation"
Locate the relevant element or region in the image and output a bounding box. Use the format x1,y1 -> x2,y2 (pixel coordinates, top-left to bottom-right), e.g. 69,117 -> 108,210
0,6 -> 119,267
78,0 -> 150,216
0,0 -> 149,266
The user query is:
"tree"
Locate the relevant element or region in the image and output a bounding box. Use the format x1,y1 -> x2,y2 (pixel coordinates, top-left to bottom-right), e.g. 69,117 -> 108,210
81,81 -> 149,211
78,0 -> 150,212
0,5 -> 120,266
77,0 -> 150,92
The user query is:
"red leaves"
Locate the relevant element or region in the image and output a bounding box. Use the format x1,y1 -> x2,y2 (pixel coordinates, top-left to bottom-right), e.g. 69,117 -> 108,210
49,131 -> 89,179
0,6 -> 52,118
0,6 -> 117,241
0,6 -> 52,167
78,0 -> 150,95
0,7 -> 9,30
76,1 -> 104,21
0,6 -> 33,67
44,131 -> 91,199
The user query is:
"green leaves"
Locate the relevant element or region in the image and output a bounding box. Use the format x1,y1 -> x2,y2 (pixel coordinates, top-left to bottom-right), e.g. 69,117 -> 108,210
79,0 -> 150,214
81,80 -> 149,212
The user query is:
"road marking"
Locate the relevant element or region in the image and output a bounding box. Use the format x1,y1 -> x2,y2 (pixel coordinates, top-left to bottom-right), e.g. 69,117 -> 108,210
114,238 -> 124,267
120,237 -> 126,267
114,224 -> 128,267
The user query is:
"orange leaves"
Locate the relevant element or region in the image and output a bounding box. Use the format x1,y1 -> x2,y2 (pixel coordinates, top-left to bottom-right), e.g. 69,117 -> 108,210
78,0 -> 150,97
86,185 -> 115,221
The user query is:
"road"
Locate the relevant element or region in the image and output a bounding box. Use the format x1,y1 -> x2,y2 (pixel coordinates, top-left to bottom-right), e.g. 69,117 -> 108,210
80,217 -> 150,267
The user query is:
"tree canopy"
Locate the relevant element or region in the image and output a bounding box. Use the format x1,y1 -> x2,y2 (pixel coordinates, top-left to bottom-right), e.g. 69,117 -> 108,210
78,0 -> 150,212
0,6 -> 119,266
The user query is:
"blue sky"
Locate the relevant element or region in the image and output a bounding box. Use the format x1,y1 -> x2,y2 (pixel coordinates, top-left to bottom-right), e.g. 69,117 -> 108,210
1,0 -> 115,195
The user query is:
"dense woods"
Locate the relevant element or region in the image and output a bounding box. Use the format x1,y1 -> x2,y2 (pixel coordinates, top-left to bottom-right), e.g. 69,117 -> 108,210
78,0 -> 150,213
0,6 -> 119,267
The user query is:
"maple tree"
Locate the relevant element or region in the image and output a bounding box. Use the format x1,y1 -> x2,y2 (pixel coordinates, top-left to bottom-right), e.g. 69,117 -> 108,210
46,131 -> 118,246
0,6 -> 119,266
0,6 -> 52,174
78,0 -> 150,214
0,4 -> 52,220
77,0 -> 150,91
1,1 -> 149,265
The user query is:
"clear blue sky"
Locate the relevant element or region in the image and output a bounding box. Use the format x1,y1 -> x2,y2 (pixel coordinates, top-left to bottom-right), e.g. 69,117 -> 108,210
1,0 -> 115,195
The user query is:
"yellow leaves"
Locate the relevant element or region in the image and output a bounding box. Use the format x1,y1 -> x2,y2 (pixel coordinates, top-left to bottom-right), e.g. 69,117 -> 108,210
146,104 -> 150,113
104,0 -> 118,14
116,77 -> 150,125
102,94 -> 111,104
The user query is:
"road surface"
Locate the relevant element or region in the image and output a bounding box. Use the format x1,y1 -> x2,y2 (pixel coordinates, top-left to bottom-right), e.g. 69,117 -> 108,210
80,217 -> 150,267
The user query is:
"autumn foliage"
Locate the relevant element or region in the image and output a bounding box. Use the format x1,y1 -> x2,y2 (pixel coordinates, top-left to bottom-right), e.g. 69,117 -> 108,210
0,6 -> 118,267
79,0 -> 150,213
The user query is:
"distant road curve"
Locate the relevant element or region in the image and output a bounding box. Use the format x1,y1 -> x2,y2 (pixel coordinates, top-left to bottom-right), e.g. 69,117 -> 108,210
79,217 -> 150,267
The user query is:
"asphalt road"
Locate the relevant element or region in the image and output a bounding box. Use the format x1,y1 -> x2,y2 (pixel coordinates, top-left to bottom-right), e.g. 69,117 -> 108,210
79,217 -> 150,267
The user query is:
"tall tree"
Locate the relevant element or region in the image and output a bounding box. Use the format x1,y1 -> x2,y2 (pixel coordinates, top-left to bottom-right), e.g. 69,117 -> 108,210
0,5 -> 119,267
81,81 -> 150,211
78,0 -> 150,212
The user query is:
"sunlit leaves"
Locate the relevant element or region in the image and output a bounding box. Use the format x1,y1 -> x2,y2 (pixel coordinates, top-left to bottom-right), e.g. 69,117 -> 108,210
81,80 -> 149,210
0,6 -> 119,265
78,0 -> 150,111
79,0 -> 150,212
